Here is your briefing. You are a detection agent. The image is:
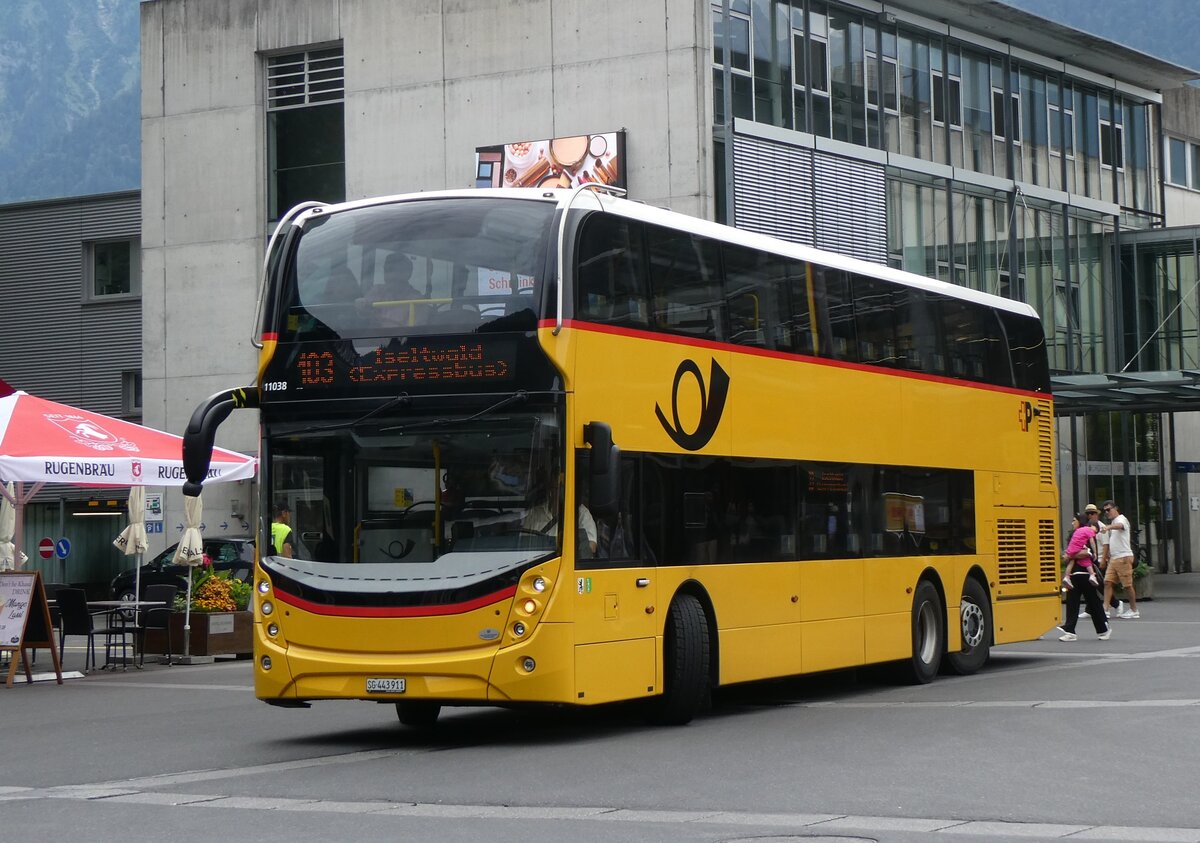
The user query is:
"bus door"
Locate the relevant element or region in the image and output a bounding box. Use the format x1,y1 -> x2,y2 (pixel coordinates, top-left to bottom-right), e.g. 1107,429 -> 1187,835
572,453 -> 658,703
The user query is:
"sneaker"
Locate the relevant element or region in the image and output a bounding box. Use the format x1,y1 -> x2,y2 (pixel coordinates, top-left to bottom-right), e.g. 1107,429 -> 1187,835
1062,576 -> 1074,590
1104,609 -> 1111,618
1116,600 -> 1126,615
1098,628 -> 1112,640
1059,632 -> 1078,641
1079,609 -> 1089,618
1119,610 -> 1140,619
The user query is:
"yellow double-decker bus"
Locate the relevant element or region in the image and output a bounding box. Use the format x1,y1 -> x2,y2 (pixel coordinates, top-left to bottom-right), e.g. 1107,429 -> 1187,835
182,186 -> 1060,726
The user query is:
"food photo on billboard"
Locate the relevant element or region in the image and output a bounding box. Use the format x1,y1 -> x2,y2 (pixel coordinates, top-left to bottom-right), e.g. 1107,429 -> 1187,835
475,130 -> 625,191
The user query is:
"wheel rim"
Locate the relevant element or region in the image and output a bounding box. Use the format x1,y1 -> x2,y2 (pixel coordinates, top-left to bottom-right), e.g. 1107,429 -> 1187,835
916,600 -> 938,664
961,599 -> 985,648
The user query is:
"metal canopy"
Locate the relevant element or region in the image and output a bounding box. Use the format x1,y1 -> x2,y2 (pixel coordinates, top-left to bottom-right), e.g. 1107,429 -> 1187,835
1051,371 -> 1200,416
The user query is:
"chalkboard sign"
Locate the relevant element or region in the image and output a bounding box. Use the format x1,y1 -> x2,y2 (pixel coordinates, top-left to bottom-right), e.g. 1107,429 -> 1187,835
1,571 -> 62,687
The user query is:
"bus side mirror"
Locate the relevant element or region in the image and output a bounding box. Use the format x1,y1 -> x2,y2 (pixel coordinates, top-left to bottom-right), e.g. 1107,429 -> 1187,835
182,387 -> 260,496
583,421 -> 620,519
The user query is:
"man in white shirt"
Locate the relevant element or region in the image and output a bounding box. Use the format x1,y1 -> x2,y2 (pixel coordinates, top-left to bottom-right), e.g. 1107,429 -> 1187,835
1099,500 -> 1139,619
522,480 -> 597,557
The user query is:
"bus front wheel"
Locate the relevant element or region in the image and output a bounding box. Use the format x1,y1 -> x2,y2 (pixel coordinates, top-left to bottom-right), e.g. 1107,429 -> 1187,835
906,580 -> 944,684
395,701 -> 441,728
944,578 -> 991,675
651,593 -> 711,725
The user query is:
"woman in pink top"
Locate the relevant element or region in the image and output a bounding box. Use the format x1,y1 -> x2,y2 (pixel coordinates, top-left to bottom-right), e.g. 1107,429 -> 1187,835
1057,513 -> 1111,642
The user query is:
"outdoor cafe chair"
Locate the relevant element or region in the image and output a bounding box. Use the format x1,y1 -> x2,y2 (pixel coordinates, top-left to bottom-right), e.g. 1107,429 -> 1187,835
133,583 -> 177,666
55,587 -> 129,672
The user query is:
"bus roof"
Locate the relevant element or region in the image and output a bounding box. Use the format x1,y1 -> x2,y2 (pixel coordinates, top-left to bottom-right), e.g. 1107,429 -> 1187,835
292,188 -> 1042,322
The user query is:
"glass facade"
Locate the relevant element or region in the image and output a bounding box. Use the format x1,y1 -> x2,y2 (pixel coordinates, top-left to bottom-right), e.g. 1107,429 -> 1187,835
712,0 -> 1193,570
711,0 -> 1167,377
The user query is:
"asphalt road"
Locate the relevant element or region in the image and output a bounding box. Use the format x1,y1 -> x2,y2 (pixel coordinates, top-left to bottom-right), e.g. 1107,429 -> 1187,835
4,574 -> 1199,843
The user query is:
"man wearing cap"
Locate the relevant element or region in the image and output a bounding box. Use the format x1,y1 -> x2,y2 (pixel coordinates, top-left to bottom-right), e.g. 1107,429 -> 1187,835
1099,499 -> 1139,619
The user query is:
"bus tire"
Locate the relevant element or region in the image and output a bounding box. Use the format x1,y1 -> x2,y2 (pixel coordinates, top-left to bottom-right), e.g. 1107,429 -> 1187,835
395,701 -> 441,728
651,593 -> 710,725
905,580 -> 943,684
944,577 -> 991,676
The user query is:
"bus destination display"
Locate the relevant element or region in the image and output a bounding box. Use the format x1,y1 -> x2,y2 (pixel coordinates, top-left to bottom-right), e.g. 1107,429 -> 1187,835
271,338 -> 520,401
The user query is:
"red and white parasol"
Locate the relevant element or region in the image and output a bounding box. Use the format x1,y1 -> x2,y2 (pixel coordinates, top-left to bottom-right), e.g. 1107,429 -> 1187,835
0,389 -> 256,569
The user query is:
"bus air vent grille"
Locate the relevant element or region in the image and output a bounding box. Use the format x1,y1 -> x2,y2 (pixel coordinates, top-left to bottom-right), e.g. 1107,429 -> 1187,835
997,518 -> 1028,584
1038,519 -> 1058,582
1037,399 -> 1054,488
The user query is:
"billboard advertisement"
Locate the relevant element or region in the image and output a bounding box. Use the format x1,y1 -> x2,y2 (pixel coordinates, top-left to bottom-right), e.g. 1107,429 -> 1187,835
476,131 -> 626,191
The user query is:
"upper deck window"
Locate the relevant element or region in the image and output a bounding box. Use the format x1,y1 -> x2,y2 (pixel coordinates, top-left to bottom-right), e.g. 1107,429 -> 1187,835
276,197 -> 555,342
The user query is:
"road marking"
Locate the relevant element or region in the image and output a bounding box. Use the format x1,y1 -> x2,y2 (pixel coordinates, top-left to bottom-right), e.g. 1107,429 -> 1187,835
6,782 -> 1200,841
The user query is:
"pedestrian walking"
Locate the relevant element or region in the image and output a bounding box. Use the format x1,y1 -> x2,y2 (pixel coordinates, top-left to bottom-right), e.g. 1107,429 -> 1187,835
1099,500 -> 1139,619
1057,512 -> 1111,641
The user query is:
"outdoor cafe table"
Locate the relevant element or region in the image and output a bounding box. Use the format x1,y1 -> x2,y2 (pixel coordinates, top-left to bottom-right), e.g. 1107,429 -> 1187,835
84,600 -> 169,670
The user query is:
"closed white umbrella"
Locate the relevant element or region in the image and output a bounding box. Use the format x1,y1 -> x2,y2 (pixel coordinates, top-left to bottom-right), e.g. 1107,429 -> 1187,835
113,486 -> 149,600
174,493 -> 205,661
0,480 -> 19,571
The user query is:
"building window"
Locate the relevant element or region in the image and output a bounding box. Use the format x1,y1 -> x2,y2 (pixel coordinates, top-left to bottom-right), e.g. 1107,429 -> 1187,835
932,69 -> 961,128
121,370 -> 143,417
712,5 -> 753,125
1100,118 -> 1123,169
993,87 -> 1020,143
266,47 -> 346,223
85,239 -> 140,300
1165,136 -> 1200,189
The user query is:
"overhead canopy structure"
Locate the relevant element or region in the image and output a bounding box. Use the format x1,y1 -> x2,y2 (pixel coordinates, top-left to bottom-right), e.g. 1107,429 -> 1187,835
1051,371 -> 1200,417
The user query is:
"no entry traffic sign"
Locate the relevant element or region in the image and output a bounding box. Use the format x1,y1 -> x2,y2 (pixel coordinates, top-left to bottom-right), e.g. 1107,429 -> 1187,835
38,537 -> 54,559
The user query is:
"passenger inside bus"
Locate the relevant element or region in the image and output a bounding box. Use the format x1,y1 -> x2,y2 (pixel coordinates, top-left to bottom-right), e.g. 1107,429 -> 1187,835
360,252 -> 422,328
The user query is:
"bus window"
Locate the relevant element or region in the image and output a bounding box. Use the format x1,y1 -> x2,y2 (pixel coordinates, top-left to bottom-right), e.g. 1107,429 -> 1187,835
646,226 -> 723,341
722,243 -> 793,350
811,266 -> 857,361
575,214 -> 650,328
896,289 -> 946,375
576,451 -> 641,564
999,310 -> 1051,391
942,297 -> 1013,386
852,273 -> 900,367
283,197 -> 555,342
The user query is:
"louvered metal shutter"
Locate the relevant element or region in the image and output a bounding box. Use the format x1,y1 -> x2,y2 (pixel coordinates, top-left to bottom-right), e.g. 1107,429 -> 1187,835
812,153 -> 887,265
732,134 -> 815,245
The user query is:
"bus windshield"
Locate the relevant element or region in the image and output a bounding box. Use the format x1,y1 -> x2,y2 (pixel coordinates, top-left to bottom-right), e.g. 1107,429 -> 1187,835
278,196 -> 556,342
266,409 -> 564,593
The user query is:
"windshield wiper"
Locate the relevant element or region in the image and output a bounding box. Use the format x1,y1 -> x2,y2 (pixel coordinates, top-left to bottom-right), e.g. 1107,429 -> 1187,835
292,393 -> 412,435
381,390 -> 529,434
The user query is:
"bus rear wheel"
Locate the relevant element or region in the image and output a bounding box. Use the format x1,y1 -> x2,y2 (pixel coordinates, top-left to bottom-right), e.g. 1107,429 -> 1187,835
395,701 -> 441,728
944,578 -> 991,675
650,593 -> 710,725
905,580 -> 944,684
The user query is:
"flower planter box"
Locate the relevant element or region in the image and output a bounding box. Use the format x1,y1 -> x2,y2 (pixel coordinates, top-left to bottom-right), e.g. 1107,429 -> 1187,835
142,611 -> 253,657
1116,570 -> 1154,601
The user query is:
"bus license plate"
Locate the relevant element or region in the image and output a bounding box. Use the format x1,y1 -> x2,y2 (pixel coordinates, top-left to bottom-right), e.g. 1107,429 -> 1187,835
366,677 -> 406,694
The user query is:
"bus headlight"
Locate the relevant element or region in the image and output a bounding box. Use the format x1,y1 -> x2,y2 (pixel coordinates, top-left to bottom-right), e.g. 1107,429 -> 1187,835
258,580 -> 270,594
260,655 -> 272,671
522,598 -> 538,614
513,621 -> 527,637
267,622 -> 279,637
261,601 -> 274,616
532,577 -> 546,593
522,657 -> 536,672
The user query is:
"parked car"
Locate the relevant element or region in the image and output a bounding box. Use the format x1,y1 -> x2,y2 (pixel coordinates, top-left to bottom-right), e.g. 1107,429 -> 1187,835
109,537 -> 255,601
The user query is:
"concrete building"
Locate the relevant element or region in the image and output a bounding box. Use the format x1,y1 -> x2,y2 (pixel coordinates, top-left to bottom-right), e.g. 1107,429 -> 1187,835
138,0 -> 1199,566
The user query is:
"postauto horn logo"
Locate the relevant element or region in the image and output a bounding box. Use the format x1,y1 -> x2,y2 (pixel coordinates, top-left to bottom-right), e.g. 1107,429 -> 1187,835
655,358 -> 730,451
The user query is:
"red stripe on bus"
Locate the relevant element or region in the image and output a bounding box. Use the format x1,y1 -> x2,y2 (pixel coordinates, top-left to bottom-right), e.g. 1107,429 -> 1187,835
538,318 -> 1050,400
273,585 -> 517,617
262,332 -> 279,342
